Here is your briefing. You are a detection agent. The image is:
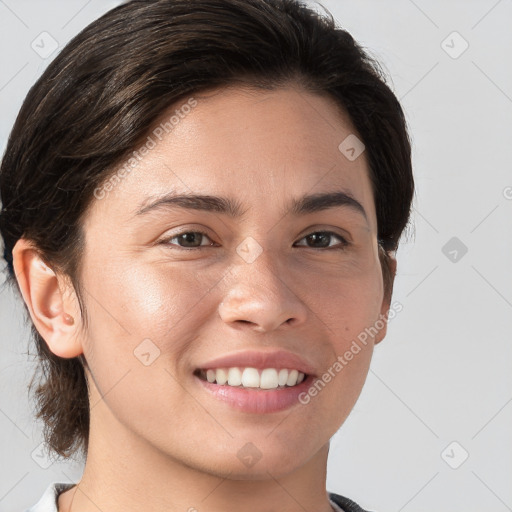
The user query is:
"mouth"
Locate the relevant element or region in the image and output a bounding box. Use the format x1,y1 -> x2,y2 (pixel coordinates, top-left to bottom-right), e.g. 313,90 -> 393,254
193,366 -> 307,391
193,366 -> 314,414
192,349 -> 317,413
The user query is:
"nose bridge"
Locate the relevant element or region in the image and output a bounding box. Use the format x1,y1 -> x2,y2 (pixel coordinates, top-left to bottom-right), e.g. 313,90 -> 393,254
218,242 -> 307,332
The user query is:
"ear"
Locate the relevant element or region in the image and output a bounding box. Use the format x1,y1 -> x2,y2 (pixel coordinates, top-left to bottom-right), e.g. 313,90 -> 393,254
12,238 -> 83,358
374,250 -> 397,345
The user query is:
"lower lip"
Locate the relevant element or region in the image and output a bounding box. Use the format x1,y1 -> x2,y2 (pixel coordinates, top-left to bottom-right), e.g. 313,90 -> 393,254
195,374 -> 314,414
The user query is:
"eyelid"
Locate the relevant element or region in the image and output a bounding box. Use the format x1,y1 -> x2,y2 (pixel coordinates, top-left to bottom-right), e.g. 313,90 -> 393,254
158,228 -> 216,248
296,225 -> 352,242
293,230 -> 350,249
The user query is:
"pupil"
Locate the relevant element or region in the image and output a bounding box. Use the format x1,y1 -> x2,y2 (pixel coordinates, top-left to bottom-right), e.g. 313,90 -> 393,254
308,232 -> 329,247
181,233 -> 200,247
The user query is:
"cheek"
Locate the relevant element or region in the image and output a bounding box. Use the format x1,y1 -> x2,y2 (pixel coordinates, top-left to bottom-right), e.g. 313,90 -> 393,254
300,259 -> 383,414
300,257 -> 384,339
79,259 -> 219,435
322,346 -> 373,433
81,256 -> 224,350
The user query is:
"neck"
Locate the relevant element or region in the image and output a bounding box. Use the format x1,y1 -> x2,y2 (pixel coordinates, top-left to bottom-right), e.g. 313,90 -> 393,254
61,402 -> 335,512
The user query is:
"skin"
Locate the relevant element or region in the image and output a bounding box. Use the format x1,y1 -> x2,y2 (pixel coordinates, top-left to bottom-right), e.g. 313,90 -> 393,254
13,85 -> 396,512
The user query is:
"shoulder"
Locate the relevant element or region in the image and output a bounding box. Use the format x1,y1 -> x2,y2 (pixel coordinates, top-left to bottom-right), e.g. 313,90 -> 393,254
24,482 -> 76,512
329,491 -> 377,512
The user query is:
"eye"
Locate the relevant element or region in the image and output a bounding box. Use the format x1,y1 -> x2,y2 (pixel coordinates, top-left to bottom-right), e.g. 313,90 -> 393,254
159,229 -> 350,251
160,230 -> 216,249
294,231 -> 350,250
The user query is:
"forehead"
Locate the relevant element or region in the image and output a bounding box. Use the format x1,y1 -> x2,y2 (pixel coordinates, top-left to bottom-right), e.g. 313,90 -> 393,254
87,85 -> 377,231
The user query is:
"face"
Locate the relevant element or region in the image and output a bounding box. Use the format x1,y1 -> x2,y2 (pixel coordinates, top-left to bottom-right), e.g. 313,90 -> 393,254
74,85 -> 391,478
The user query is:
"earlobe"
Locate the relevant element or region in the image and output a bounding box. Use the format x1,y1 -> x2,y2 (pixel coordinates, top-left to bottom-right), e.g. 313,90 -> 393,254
374,250 -> 397,345
12,238 -> 83,359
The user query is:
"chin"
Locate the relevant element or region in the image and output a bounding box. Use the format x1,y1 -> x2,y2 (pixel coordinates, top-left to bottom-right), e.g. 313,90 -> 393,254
207,440 -> 317,480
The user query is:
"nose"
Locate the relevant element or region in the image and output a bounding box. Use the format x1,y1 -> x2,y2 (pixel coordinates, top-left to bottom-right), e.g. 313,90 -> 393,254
218,248 -> 309,333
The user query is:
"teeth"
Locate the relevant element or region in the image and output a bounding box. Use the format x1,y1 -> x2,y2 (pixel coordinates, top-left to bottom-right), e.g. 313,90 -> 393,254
228,367 -> 242,386
242,368 -> 260,388
278,368 -> 288,386
216,368 -> 228,385
198,367 -> 306,389
286,369 -> 298,386
260,368 -> 278,389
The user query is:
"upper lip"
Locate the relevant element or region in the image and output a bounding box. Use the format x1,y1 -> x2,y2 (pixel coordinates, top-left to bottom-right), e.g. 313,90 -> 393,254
196,349 -> 316,376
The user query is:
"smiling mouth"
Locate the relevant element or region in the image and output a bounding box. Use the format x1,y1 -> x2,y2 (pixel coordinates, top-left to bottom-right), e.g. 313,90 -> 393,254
194,367 -> 307,390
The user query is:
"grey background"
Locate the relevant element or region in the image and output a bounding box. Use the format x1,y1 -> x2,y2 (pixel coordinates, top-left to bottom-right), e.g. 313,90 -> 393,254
1,1 -> 511,511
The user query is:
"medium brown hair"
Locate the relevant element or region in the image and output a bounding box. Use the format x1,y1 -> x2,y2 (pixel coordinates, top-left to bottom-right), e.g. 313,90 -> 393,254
0,0 -> 414,461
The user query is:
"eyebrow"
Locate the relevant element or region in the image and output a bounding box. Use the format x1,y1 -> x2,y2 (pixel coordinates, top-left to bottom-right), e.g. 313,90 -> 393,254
135,190 -> 368,223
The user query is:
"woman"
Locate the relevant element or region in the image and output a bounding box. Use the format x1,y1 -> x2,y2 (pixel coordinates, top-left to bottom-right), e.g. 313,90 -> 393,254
0,0 -> 414,511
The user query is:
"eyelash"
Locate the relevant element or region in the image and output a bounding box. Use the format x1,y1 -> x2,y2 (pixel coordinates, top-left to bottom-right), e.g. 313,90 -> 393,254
159,229 -> 350,251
